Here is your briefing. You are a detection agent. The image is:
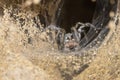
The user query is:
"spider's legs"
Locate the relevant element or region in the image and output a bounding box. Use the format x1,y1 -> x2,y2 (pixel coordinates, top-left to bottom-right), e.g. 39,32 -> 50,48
75,22 -> 85,28
77,23 -> 91,43
83,31 -> 89,43
85,23 -> 102,30
77,26 -> 89,43
56,28 -> 66,50
71,27 -> 81,43
71,22 -> 87,43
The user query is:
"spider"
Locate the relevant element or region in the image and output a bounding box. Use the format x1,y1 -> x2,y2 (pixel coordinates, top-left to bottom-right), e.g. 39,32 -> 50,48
42,22 -> 101,51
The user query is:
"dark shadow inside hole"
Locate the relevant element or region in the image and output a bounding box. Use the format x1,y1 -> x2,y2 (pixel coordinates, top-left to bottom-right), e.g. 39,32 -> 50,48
58,0 -> 96,33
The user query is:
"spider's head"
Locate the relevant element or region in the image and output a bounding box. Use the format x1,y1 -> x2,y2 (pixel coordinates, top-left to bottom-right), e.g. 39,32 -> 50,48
64,33 -> 79,51
64,33 -> 74,43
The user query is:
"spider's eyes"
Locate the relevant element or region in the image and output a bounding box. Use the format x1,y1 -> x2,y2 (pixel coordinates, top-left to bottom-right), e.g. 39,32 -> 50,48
71,34 -> 74,38
64,37 -> 70,42
78,28 -> 82,32
66,37 -> 70,40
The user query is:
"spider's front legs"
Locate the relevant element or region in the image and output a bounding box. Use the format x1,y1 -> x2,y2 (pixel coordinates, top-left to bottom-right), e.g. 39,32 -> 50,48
71,22 -> 86,43
85,23 -> 102,30
71,27 -> 81,43
76,22 -> 102,30
75,22 -> 85,28
45,25 -> 67,50
56,28 -> 66,50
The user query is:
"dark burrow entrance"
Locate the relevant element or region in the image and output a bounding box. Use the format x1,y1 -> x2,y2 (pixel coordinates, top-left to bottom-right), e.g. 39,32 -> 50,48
55,0 -> 118,50
57,0 -> 96,33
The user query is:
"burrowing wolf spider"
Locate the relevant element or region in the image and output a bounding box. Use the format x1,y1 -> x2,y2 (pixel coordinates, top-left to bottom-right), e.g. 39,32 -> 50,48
41,22 -> 100,51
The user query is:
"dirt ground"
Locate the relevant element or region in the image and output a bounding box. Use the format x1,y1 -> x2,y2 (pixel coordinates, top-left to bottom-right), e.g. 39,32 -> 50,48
0,2 -> 120,80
